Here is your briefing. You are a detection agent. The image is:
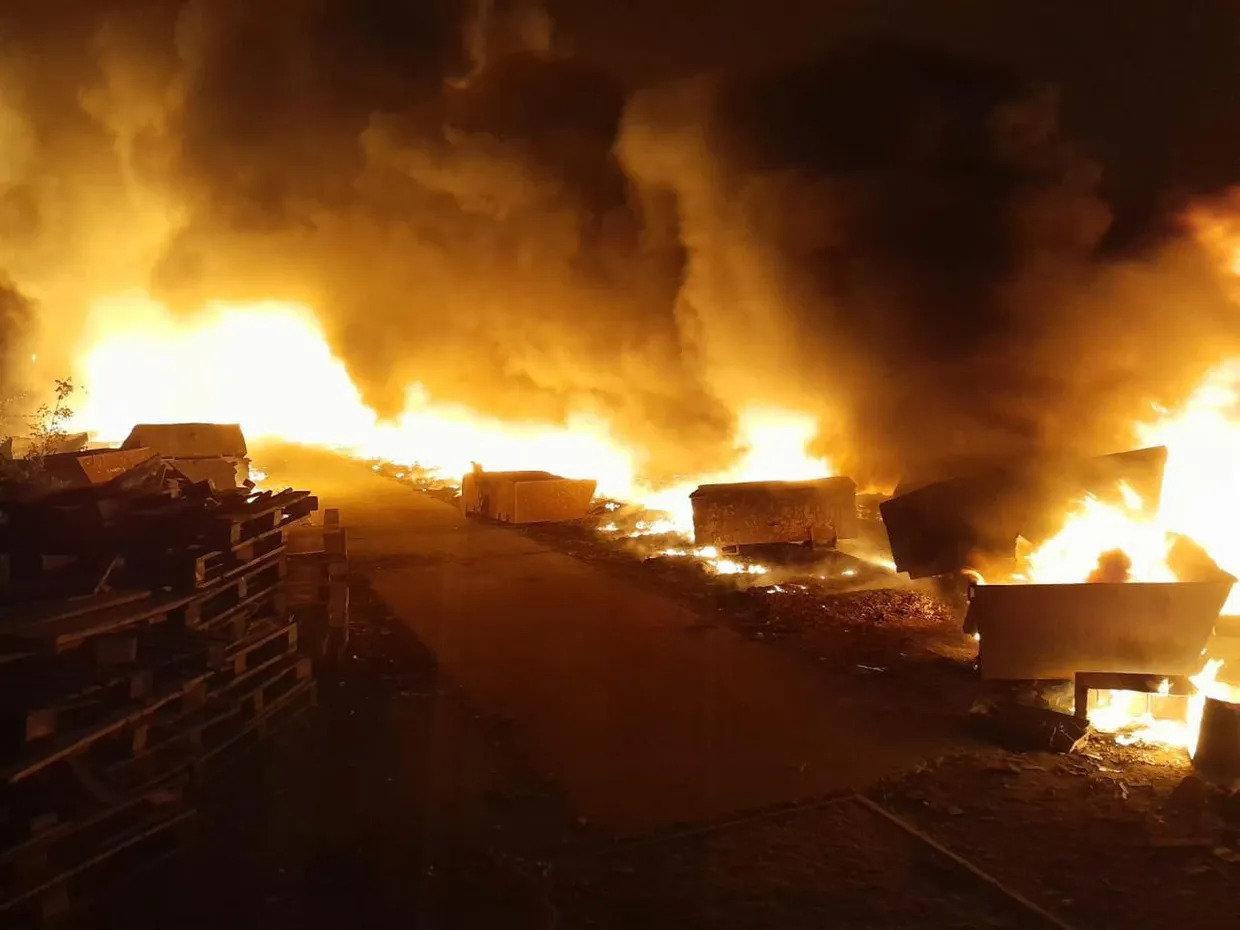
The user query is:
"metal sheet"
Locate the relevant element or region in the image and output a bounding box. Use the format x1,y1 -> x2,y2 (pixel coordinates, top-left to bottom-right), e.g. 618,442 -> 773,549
969,578 -> 1233,680
690,477 -> 858,548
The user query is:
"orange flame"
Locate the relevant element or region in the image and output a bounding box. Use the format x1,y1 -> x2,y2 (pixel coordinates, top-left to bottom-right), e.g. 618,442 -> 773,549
68,293 -> 832,541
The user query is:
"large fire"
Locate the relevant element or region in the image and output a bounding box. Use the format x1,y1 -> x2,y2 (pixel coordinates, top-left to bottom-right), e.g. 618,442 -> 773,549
68,292 -> 831,538
52,197 -> 1240,757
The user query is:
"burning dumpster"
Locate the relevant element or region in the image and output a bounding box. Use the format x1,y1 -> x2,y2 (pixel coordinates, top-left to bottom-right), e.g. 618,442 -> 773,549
690,477 -> 858,549
880,446 -> 1168,578
461,469 -> 596,524
122,423 -> 251,489
967,577 -> 1232,682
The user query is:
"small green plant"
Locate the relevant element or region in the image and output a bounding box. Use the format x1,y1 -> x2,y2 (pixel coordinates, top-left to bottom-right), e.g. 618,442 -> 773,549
24,378 -> 75,462
1,378 -> 77,488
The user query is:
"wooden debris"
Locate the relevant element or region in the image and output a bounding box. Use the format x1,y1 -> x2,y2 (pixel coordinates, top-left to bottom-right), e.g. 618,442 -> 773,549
973,703 -> 1092,754
0,433 -> 324,920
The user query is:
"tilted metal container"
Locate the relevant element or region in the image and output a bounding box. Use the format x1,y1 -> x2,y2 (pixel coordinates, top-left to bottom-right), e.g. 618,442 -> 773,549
881,446 -> 1168,579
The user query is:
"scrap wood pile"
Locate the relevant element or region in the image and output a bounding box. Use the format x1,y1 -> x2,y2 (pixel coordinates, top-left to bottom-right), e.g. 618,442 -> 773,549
0,448 -> 333,922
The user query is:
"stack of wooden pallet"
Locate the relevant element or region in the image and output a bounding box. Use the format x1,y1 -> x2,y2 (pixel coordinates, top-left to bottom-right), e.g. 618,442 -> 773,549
0,466 -> 323,922
286,509 -> 349,660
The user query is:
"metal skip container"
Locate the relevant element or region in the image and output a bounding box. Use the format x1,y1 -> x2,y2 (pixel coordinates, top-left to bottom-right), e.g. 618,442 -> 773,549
967,576 -> 1234,681
690,477 -> 858,549
461,470 -> 597,524
880,446 -> 1168,579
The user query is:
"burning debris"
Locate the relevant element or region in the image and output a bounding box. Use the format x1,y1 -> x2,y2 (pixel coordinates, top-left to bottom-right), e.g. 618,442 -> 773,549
963,547 -> 1238,756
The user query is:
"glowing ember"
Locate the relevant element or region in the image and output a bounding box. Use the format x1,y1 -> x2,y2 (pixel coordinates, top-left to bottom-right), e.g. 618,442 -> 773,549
711,558 -> 770,576
1087,660 -> 1239,755
655,544 -> 768,577
628,518 -> 677,537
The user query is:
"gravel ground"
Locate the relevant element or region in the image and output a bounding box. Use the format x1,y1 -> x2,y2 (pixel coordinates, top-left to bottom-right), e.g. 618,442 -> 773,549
552,795 -> 1056,929
517,503 -> 1240,929
873,741 -> 1240,930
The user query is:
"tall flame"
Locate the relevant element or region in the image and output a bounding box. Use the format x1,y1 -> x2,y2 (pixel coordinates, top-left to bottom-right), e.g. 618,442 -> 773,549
68,292 -> 832,527
1015,487 -> 1174,586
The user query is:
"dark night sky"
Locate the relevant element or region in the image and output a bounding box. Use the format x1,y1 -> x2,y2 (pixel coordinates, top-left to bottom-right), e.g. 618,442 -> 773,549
548,0 -> 1240,237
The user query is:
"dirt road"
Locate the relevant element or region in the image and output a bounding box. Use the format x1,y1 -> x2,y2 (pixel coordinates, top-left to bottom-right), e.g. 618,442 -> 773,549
266,448 -> 966,833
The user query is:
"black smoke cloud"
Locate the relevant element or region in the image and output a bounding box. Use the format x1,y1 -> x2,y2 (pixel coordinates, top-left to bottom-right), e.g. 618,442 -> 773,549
621,44 -> 1240,482
0,277 -> 32,393
2,2 -> 1238,486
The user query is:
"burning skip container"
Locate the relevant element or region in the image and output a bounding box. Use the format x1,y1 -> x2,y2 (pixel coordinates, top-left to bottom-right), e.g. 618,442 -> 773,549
690,477 -> 858,549
461,469 -> 596,524
967,576 -> 1233,682
881,446 -> 1168,579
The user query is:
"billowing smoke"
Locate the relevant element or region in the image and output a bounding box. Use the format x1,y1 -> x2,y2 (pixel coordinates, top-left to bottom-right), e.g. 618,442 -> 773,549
620,44 -> 1240,483
0,277 -> 32,392
1,3 -> 1238,486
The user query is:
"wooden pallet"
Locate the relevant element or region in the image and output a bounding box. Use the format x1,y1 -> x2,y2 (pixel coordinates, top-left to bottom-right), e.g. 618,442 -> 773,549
285,508 -> 346,558
0,480 -> 321,922
119,506 -> 306,593
184,549 -> 286,626
2,671 -> 209,787
194,584 -> 285,638
217,619 -> 299,677
202,490 -> 318,550
0,796 -> 194,922
0,552 -> 284,653
103,660 -> 314,794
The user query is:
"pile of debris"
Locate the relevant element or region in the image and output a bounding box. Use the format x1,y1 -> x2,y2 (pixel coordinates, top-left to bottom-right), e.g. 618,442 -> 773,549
0,435 -> 333,921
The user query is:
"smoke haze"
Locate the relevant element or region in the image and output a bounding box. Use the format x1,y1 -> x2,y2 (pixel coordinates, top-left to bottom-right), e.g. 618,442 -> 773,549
2,0 -> 1239,484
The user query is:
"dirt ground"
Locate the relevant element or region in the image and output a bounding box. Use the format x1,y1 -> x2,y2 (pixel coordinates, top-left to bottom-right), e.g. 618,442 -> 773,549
79,452 -> 1240,928
524,502 -> 1240,929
